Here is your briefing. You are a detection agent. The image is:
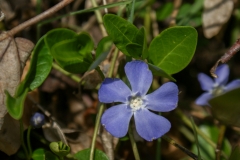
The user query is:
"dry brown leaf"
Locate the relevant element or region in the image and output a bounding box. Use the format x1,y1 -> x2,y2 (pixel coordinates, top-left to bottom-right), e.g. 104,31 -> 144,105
0,32 -> 34,130
202,0 -> 234,39
0,113 -> 20,155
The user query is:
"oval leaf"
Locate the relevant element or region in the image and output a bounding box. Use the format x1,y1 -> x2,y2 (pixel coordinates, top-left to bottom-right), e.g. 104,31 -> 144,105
89,36 -> 112,71
103,14 -> 140,57
51,37 -> 92,73
209,88 -> 240,127
74,148 -> 109,160
17,36 -> 53,94
148,26 -> 197,74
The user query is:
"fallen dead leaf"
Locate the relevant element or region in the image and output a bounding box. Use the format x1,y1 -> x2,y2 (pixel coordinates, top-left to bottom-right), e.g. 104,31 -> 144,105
0,113 -> 20,155
0,32 -> 34,130
202,0 -> 234,38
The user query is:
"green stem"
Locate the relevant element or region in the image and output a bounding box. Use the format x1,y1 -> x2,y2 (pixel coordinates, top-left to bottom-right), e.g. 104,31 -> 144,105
90,104 -> 105,160
128,0 -> 136,23
96,66 -> 105,80
156,138 -> 161,160
108,48 -> 119,77
27,126 -> 32,158
52,63 -> 81,82
20,120 -> 30,160
90,0 -> 107,37
128,126 -> 141,160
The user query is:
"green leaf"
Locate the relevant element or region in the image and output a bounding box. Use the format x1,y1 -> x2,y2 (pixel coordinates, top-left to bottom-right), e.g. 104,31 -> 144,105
5,36 -> 53,120
156,2 -> 174,21
191,125 -> 231,160
44,28 -> 76,48
103,14 -> 141,57
229,146 -> 240,160
209,88 -> 240,127
32,148 -> 59,160
148,63 -> 176,81
48,31 -> 94,73
5,88 -> 28,120
17,36 -> 53,95
74,148 -> 109,160
148,26 -> 197,74
96,36 -> 112,58
126,27 -> 148,59
89,36 -> 112,71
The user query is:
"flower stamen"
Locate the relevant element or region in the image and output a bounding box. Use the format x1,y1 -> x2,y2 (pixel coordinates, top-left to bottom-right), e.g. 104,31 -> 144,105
129,97 -> 143,111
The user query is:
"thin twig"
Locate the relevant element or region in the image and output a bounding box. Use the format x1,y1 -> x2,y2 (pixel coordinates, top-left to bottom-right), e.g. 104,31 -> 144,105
0,0 -> 74,41
210,39 -> 240,78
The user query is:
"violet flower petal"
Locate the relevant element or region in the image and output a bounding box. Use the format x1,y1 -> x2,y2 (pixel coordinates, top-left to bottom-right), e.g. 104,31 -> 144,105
145,82 -> 178,112
125,61 -> 153,96
101,104 -> 133,138
215,64 -> 229,85
99,78 -> 131,103
225,79 -> 240,92
198,73 -> 214,91
195,92 -> 212,106
134,108 -> 171,141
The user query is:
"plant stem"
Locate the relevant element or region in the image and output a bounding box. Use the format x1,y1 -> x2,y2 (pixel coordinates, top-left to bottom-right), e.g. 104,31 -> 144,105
52,63 -> 81,83
27,126 -> 32,158
20,119 -> 30,160
0,0 -> 74,41
108,48 -> 119,77
90,0 -> 107,37
156,138 -> 161,160
90,104 -> 105,160
128,0 -> 136,23
128,126 -> 141,160
216,125 -> 226,160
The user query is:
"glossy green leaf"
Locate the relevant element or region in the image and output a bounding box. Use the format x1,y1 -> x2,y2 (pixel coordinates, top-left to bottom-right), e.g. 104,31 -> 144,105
103,14 -> 141,57
32,148 -> 59,160
74,148 -> 109,160
229,146 -> 240,160
156,2 -> 174,21
44,28 -> 76,48
192,125 -> 231,160
50,32 -> 94,73
17,36 -> 53,95
5,88 -> 28,120
126,27 -> 148,59
89,36 -> 112,71
209,88 -> 240,127
148,63 -> 175,81
148,26 -> 197,74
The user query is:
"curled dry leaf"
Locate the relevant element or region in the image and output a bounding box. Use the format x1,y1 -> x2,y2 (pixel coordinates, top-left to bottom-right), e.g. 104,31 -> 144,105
203,0 -> 234,39
0,32 -> 34,130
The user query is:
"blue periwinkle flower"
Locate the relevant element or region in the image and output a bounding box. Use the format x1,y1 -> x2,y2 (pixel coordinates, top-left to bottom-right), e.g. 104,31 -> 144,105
30,112 -> 45,128
196,64 -> 240,106
98,60 -> 179,141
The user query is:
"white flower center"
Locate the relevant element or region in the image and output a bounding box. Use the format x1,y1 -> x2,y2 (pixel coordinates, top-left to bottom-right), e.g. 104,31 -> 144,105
211,85 -> 224,96
129,97 -> 143,111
